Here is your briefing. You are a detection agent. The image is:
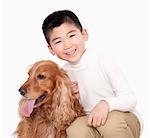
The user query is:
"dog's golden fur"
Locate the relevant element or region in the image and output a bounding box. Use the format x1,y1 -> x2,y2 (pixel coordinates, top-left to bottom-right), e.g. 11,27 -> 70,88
15,60 -> 85,138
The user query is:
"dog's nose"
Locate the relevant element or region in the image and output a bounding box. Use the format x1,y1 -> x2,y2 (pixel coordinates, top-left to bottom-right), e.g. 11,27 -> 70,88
18,88 -> 27,96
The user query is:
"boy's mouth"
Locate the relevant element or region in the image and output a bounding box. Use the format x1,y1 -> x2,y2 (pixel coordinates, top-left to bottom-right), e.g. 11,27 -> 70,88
66,49 -> 77,56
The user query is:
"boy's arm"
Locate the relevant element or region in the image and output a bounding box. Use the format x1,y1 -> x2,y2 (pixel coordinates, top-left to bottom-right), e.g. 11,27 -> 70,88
101,56 -> 137,112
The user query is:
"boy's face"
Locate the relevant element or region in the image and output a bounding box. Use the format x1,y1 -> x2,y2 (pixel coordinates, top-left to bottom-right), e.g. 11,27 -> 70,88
48,23 -> 88,63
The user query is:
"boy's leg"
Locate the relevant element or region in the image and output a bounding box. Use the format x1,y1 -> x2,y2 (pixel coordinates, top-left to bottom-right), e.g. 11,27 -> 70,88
96,110 -> 140,138
66,116 -> 100,138
124,111 -> 141,138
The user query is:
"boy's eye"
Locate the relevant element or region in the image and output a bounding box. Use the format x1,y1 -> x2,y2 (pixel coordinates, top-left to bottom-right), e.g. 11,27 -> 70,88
55,41 -> 61,44
69,34 -> 75,38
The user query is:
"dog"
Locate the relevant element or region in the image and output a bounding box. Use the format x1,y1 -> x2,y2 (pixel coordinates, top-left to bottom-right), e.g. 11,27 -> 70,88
15,60 -> 85,138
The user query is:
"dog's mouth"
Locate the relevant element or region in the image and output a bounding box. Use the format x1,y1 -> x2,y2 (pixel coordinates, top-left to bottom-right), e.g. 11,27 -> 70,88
35,91 -> 48,105
20,91 -> 48,117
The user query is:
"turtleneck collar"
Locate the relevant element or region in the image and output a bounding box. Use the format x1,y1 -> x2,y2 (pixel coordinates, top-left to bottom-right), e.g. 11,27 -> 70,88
69,48 -> 89,68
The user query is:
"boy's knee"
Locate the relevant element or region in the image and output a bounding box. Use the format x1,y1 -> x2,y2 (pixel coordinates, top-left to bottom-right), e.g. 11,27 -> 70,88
97,111 -> 134,138
66,116 -> 99,138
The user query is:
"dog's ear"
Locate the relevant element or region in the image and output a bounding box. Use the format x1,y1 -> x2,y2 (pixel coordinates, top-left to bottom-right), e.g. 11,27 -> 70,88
52,74 -> 72,107
51,74 -> 78,129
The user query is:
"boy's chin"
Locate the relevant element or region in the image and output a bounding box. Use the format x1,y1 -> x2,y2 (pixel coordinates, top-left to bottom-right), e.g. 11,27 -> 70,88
65,56 -> 80,63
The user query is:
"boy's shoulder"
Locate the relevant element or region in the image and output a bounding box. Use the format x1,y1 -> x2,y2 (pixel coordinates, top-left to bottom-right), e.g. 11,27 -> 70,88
92,48 -> 120,71
90,47 -> 116,64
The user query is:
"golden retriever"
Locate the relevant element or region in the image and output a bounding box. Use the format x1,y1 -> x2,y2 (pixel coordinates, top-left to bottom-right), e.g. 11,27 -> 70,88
15,60 -> 85,138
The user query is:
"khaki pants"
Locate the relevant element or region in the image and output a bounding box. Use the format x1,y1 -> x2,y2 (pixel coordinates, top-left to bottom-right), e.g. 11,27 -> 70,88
66,110 -> 140,138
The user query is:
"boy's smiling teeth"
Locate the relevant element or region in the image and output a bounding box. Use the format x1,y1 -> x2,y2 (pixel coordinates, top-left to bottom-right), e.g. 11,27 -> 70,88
66,49 -> 76,55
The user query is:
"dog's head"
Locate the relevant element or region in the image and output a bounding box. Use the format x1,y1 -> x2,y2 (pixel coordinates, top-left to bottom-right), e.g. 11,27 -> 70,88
18,60 -> 72,117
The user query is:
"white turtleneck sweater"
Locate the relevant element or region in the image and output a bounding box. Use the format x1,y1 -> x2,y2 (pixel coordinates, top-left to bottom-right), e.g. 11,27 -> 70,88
63,47 -> 142,127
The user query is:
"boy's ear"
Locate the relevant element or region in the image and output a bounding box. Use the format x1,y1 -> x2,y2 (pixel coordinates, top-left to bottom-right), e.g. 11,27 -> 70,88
82,29 -> 89,41
48,45 -> 55,55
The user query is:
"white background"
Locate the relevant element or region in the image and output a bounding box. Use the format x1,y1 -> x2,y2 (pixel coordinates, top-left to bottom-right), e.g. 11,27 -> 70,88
1,0 -> 149,137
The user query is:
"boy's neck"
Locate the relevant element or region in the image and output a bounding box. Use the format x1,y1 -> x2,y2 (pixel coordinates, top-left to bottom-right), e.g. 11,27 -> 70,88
69,49 -> 87,66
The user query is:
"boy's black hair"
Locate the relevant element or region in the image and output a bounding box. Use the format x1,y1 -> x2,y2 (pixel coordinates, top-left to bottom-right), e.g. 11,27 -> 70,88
42,10 -> 83,45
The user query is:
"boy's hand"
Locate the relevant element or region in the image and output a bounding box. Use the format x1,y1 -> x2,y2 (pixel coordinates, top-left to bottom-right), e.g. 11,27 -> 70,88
71,81 -> 80,100
88,100 -> 109,127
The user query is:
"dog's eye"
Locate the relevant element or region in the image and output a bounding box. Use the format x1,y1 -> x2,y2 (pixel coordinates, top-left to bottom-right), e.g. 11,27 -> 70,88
37,74 -> 45,80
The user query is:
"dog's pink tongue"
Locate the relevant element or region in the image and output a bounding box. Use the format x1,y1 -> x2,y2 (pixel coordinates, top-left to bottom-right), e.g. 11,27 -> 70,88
20,99 -> 36,117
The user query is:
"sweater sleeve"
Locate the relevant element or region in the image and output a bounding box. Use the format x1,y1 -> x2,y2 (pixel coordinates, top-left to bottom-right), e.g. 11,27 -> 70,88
101,56 -> 137,112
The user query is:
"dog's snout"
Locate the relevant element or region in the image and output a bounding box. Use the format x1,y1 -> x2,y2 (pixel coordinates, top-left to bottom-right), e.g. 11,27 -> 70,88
18,88 -> 27,96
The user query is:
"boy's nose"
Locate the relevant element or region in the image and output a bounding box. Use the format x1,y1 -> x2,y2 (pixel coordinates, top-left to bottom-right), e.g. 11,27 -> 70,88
63,40 -> 72,49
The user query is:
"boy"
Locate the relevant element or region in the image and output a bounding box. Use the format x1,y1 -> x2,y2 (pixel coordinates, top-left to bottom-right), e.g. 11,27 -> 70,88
42,10 -> 141,138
